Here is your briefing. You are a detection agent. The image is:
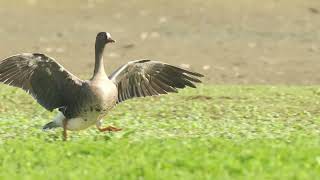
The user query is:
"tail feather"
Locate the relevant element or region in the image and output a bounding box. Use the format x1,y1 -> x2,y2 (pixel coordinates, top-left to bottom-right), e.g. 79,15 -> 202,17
42,112 -> 65,131
42,121 -> 60,130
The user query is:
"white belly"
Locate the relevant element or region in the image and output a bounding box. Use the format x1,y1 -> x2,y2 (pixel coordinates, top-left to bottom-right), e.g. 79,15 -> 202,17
67,117 -> 97,131
52,111 -> 107,131
68,110 -> 108,131
50,79 -> 117,131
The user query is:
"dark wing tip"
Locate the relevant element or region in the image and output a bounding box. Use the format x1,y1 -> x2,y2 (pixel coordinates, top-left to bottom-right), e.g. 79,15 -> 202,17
167,65 -> 204,77
185,70 -> 204,77
113,60 -> 204,103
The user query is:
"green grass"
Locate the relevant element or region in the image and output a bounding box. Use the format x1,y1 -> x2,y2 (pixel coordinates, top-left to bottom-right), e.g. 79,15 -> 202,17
0,85 -> 320,179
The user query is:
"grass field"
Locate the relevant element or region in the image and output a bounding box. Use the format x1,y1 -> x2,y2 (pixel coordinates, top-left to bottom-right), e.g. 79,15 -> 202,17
0,85 -> 320,179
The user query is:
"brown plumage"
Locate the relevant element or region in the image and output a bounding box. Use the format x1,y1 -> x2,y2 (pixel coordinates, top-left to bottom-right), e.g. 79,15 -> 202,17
0,53 -> 83,113
0,32 -> 203,140
110,60 -> 203,103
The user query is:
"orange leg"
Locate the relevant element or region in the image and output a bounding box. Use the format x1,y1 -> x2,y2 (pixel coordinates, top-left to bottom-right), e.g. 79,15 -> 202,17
63,119 -> 68,141
96,125 -> 122,132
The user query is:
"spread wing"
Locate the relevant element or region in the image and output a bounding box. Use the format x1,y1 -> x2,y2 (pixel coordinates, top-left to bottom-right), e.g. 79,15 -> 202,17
0,53 -> 83,111
109,59 -> 204,103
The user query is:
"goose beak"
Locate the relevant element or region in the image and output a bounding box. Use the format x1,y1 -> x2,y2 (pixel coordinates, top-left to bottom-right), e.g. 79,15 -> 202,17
107,38 -> 116,43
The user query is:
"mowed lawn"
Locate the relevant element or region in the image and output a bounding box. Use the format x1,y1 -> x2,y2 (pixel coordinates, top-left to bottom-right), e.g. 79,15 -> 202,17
0,85 -> 319,179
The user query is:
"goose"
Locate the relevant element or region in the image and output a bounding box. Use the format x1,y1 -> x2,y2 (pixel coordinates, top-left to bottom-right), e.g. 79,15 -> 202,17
0,32 -> 203,140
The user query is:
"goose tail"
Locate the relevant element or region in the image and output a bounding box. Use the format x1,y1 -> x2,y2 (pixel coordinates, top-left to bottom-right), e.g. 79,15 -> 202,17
42,112 -> 65,130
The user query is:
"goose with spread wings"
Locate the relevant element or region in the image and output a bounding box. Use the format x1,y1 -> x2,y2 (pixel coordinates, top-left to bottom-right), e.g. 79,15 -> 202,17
0,32 -> 203,140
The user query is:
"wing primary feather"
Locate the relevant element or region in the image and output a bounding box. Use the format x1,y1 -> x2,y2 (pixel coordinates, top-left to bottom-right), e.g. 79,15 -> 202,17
131,83 -> 137,97
4,74 -> 23,86
6,79 -> 15,86
125,78 -> 132,98
119,83 -> 126,100
132,75 -> 143,97
140,81 -> 150,96
0,69 -> 22,82
145,82 -> 158,95
18,68 -> 34,89
155,73 -> 176,87
0,65 -> 20,74
150,80 -> 167,94
143,75 -> 158,95
153,78 -> 178,93
126,86 -> 132,98
164,69 -> 196,88
180,78 -> 197,88
119,85 -> 125,101
122,88 -> 128,100
163,70 -> 197,88
167,65 -> 204,77
158,73 -> 186,88
0,53 -> 84,111
180,73 -> 202,83
123,87 -> 129,100
136,84 -> 143,97
140,84 -> 147,97
0,63 -> 22,75
131,76 -> 140,97
111,60 -> 203,103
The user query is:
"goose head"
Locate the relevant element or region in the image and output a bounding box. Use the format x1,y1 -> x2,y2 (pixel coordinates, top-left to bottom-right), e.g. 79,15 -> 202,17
96,32 -> 116,44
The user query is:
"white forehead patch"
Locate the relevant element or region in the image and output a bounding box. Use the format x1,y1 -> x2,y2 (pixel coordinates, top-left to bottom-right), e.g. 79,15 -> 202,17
106,32 -> 111,39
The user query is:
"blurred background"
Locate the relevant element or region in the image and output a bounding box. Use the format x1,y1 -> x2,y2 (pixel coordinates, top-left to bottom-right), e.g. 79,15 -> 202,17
0,0 -> 319,84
